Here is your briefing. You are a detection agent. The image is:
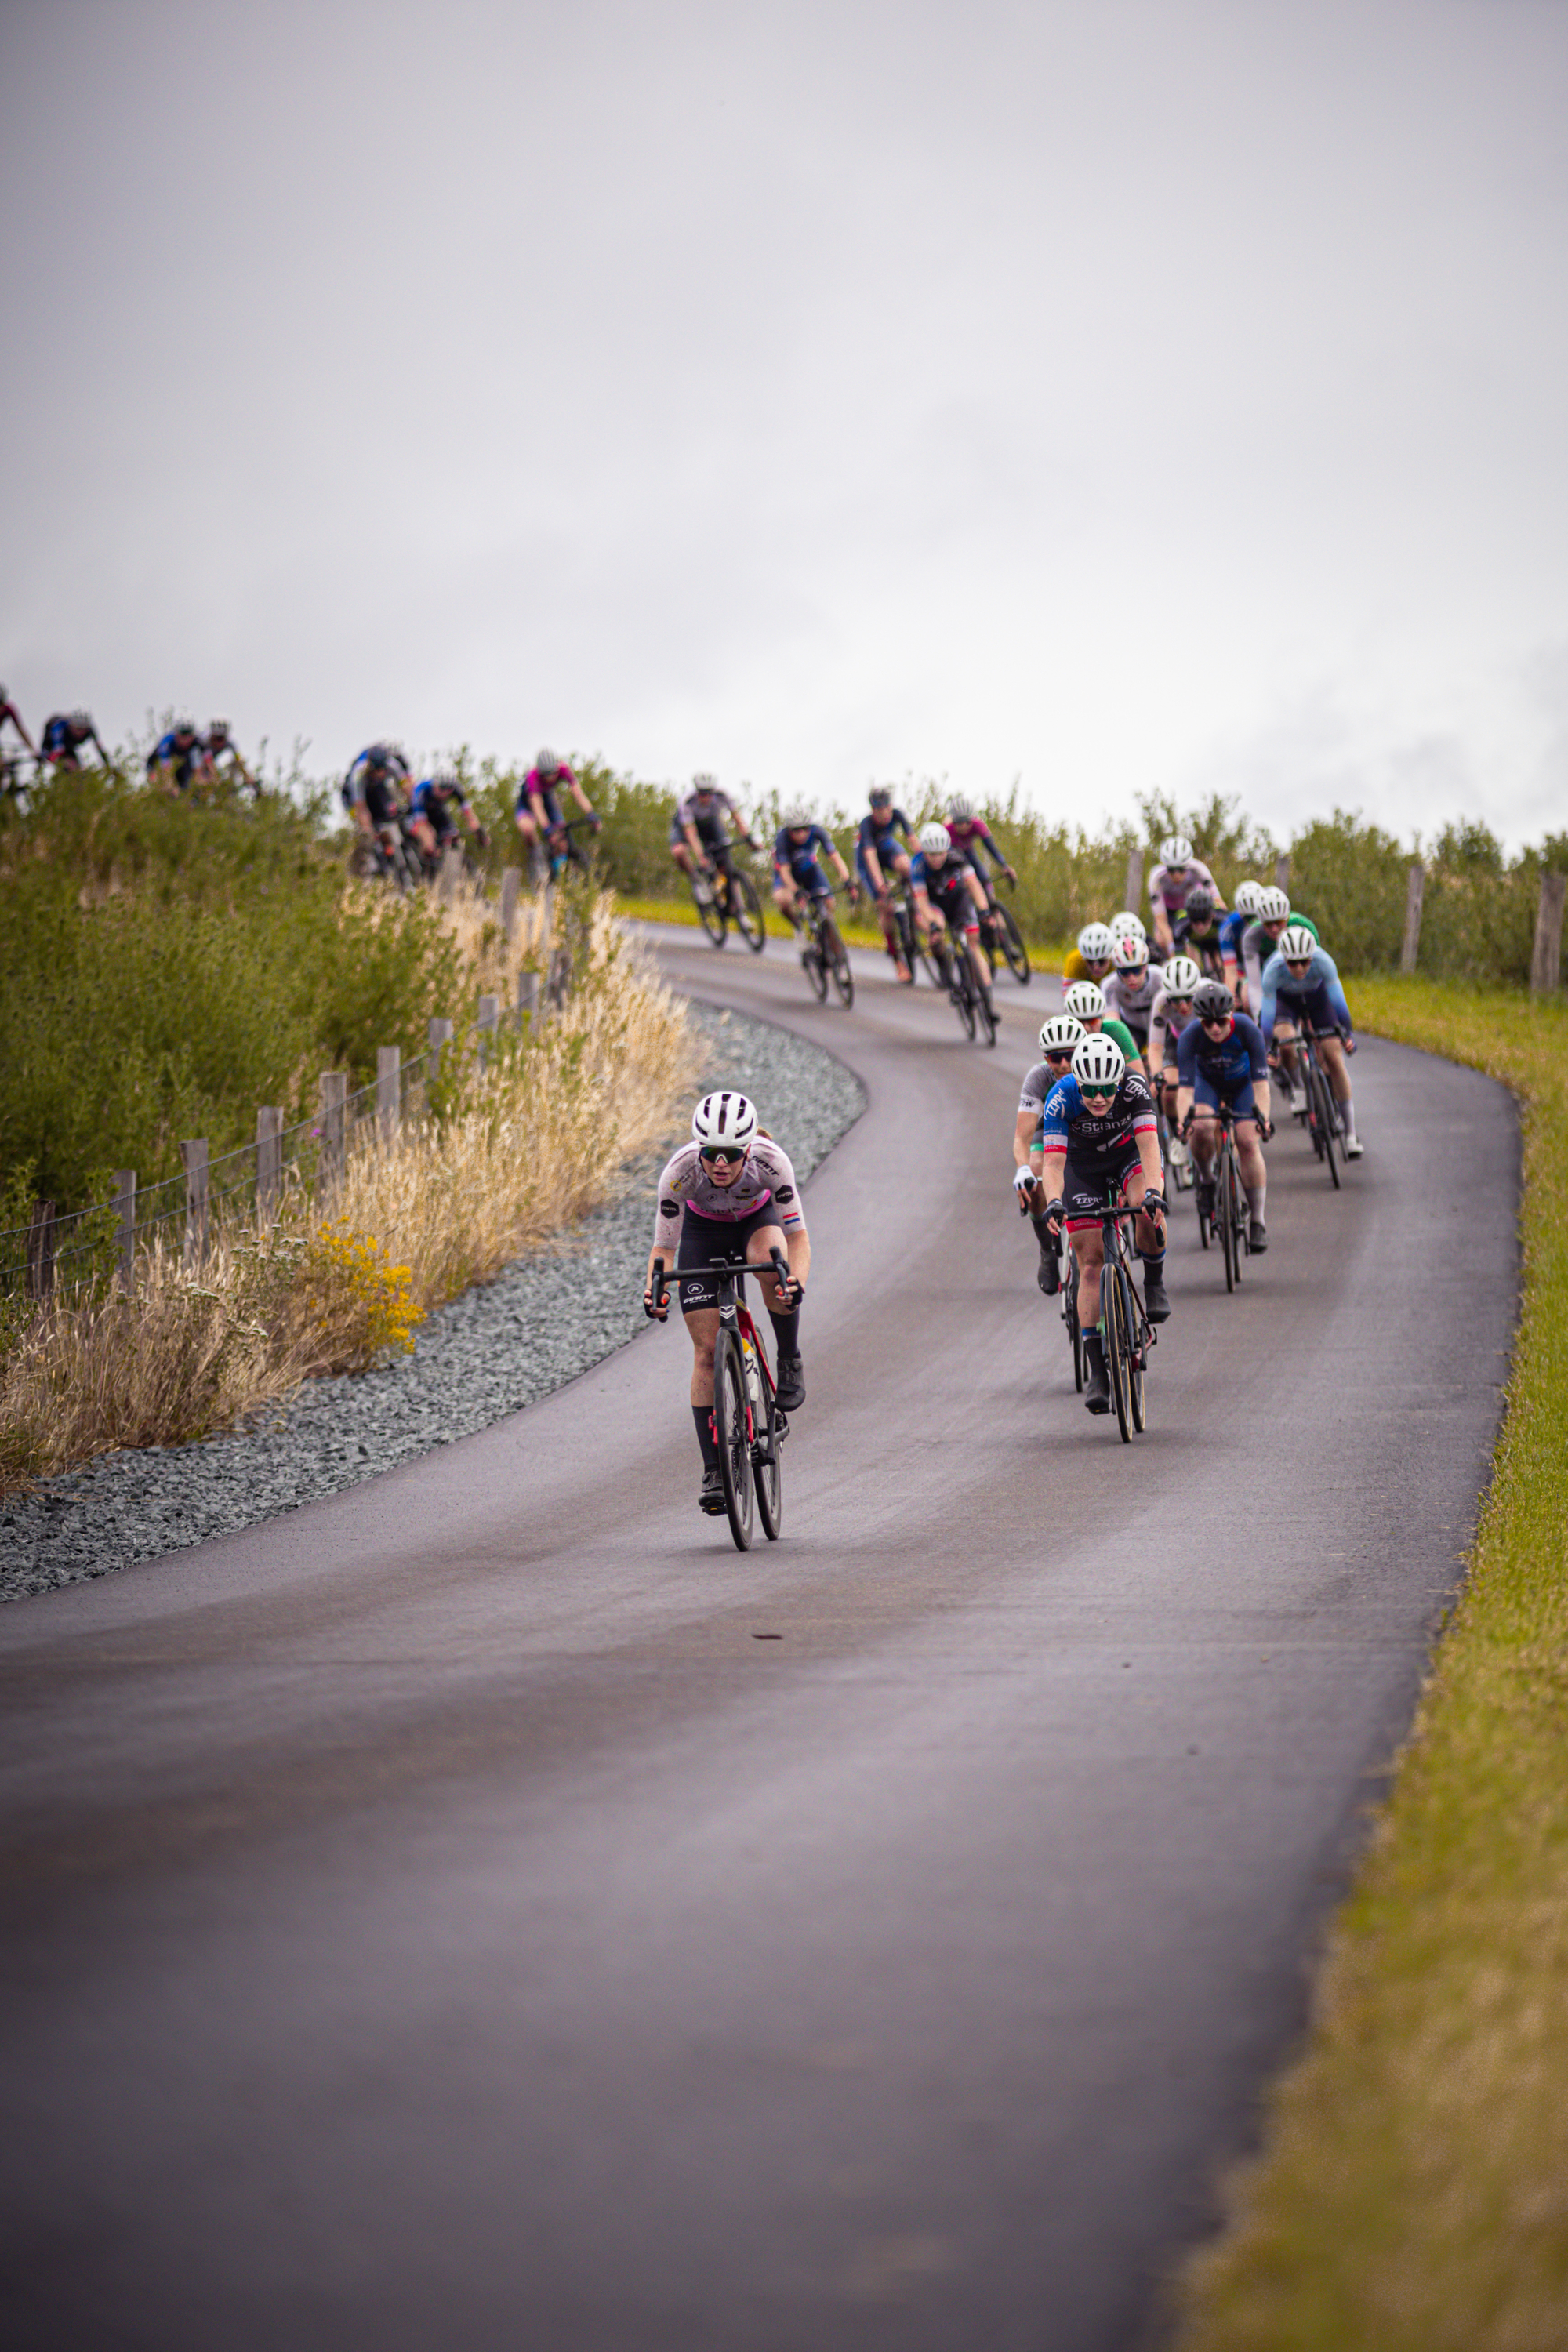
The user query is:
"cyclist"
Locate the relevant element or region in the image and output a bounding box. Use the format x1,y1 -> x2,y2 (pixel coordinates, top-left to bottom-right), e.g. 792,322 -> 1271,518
909,820 -> 996,1025
514,748 -> 601,867
1102,931 -> 1167,1071
1149,833 -> 1223,959
146,719 -> 209,793
1036,1032 -> 1169,1414
1012,1012 -> 1086,1292
1219,880 -> 1265,1006
343,742 -> 414,844
1171,881 -> 1227,978
945,793 -> 1018,905
1240,886 -> 1319,1017
0,686 -> 38,765
1147,953 -> 1203,1169
1109,909 -> 1148,946
410,773 -> 488,864
772,802 -> 857,929
1061,978 -> 1142,1074
1175,978 -> 1273,1248
40,709 -> 111,770
856,786 -> 916,982
1062,920 -> 1116,989
670,774 -> 757,910
1258,924 -> 1362,1157
204,718 -> 257,796
644,1091 -> 809,1514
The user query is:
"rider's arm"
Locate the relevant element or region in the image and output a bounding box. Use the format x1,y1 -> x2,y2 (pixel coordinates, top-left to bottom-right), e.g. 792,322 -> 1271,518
682,818 -> 706,861
862,840 -> 887,895
1174,1021 -> 1199,1127
829,848 -> 852,889
1258,960 -> 1281,1047
1013,1107 -> 1041,1171
4,706 -> 38,757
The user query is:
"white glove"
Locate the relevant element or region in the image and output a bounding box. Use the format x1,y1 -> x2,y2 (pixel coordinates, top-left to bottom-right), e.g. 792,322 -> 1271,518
1012,1164 -> 1039,1196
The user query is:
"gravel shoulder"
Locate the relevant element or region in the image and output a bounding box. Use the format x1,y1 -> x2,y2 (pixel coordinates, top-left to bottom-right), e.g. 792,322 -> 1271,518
0,1000 -> 865,1604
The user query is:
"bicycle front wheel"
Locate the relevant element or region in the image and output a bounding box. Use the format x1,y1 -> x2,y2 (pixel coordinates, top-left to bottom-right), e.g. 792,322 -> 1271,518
695,883 -> 727,946
994,900 -> 1030,984
1104,1267 -> 1132,1443
731,869 -> 766,953
753,1365 -> 783,1541
804,938 -> 829,1001
1315,1067 -> 1341,1188
1220,1150 -> 1239,1293
713,1330 -> 754,1551
824,919 -> 855,1007
1127,1270 -> 1147,1432
1064,1254 -> 1084,1392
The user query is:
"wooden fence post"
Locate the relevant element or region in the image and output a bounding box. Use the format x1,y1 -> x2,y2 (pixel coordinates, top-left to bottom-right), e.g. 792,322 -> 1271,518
500,866 -> 521,944
27,1200 -> 55,1300
180,1139 -> 209,1269
517,969 -> 540,1029
256,1107 -> 283,1225
319,1073 -> 347,1192
547,945 -> 572,1009
1399,862 -> 1426,975
1275,852 -> 1291,892
376,1047 -> 401,1145
1123,846 -> 1144,914
428,1016 -> 454,1080
477,993 -> 499,1068
1532,869 -> 1566,996
112,1170 -> 136,1291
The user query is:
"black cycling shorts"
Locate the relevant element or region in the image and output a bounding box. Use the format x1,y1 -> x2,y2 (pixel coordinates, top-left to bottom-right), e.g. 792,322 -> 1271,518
673,1204 -> 783,1314
1062,1145 -> 1144,1235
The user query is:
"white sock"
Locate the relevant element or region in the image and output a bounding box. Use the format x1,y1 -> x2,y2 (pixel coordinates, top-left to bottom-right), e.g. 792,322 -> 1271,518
1247,1185 -> 1265,1221
1341,1095 -> 1356,1139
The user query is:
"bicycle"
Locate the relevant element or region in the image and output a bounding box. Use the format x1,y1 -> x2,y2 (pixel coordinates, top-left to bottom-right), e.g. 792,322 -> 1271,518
975,877 -> 1031,985
928,928 -> 997,1046
648,1247 -> 790,1552
690,846 -> 767,953
797,893 -> 855,1008
1294,1029 -> 1345,1189
372,816 -> 425,891
543,815 -> 601,886
887,878 -> 935,985
1188,1105 -> 1254,1293
1081,1190 -> 1159,1442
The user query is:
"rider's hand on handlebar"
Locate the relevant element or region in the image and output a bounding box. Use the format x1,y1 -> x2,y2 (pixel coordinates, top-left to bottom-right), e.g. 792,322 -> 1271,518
1013,1164 -> 1040,1208
1042,1194 -> 1065,1234
643,1278 -> 669,1321
1140,1188 -> 1167,1224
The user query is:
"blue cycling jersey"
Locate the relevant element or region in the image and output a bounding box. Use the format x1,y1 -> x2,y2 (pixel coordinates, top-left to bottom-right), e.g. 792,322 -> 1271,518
856,809 -> 911,864
1040,1069 -> 1159,1179
409,778 -> 466,820
1175,1012 -> 1268,1093
774,822 -> 834,866
1218,910 -> 1249,965
1258,946 -> 1351,1044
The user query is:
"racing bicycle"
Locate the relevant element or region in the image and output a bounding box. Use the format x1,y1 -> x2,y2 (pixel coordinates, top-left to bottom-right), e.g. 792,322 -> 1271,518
797,894 -> 855,1008
1190,1104 -> 1254,1293
648,1248 -> 790,1552
1083,1189 -> 1159,1442
542,815 -> 601,887
690,847 -> 766,953
1297,1028 -> 1347,1188
928,929 -> 997,1046
975,878 -> 1031,986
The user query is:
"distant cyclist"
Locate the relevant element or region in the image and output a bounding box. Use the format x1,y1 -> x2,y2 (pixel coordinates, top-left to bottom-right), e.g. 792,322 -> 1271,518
1175,978 -> 1273,1247
644,1091 -> 809,1515
1013,1012 -> 1086,1293
0,686 -> 38,767
1219,880 -> 1265,1006
1149,833 -> 1223,960
856,786 -> 916,982
514,749 -> 601,869
944,793 -> 1017,907
204,719 -> 258,796
1147,953 -> 1203,1167
409,774 -> 488,863
40,709 -> 111,770
1171,881 -> 1226,978
343,742 -> 414,841
1061,978 -> 1142,1074
146,719 -> 209,794
1258,925 -> 1362,1156
1101,931 -> 1167,1070
909,821 -> 996,1025
772,802 -> 856,929
1240,887 -> 1319,1016
1036,1033 -> 1169,1414
670,774 -> 757,907
1062,920 -> 1116,989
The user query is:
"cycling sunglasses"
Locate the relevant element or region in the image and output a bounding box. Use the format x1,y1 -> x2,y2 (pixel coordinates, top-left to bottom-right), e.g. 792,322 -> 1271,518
1284,957 -> 1312,973
1079,1086 -> 1117,1105
1200,1014 -> 1231,1030
699,1144 -> 746,1167
1043,1047 -> 1075,1065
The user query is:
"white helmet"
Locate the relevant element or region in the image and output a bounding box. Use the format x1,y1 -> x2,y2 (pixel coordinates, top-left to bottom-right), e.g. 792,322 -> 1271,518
946,792 -> 974,821
1076,922 -> 1115,962
1062,978 -> 1105,1020
1109,909 -> 1147,942
1161,954 -> 1203,996
691,771 -> 718,793
920,821 -> 952,855
1256,885 -> 1290,924
1233,880 -> 1265,918
1112,931 -> 1149,971
781,800 -> 814,828
1160,833 -> 1193,869
1072,1033 -> 1126,1092
692,1091 -> 757,1151
1038,1014 -> 1086,1056
1279,924 -> 1318,962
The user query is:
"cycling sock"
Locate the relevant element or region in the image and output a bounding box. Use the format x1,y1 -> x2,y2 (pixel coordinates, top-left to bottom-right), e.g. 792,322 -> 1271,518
1247,1184 -> 1266,1221
1138,1250 -> 1165,1274
768,1306 -> 801,1355
692,1406 -> 720,1468
1341,1094 -> 1356,1138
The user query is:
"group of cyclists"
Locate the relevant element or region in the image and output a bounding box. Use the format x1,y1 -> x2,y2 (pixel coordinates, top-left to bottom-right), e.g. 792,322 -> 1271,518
342,742 -> 604,887
0,694 -> 257,799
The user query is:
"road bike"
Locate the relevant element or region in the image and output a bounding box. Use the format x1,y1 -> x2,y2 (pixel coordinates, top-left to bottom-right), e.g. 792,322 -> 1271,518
1083,1189 -> 1159,1442
1189,1105 -> 1253,1293
1296,1028 -> 1347,1188
372,816 -> 426,891
689,848 -> 766,953
540,815 -> 601,887
928,929 -> 997,1046
796,894 -> 855,1007
887,879 -> 936,985
648,1248 -> 790,1552
975,877 -> 1031,985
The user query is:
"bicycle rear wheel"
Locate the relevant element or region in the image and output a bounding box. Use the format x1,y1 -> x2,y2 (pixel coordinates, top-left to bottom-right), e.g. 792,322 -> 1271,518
731,869 -> 766,953
993,899 -> 1030,984
1104,1266 -> 1132,1442
713,1330 -> 754,1552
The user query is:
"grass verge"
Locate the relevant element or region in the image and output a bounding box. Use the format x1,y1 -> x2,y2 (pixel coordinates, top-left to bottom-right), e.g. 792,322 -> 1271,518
1176,976 -> 1568,2352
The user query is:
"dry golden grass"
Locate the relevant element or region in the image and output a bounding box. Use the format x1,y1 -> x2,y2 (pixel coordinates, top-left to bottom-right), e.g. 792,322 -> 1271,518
0,895 -> 698,1496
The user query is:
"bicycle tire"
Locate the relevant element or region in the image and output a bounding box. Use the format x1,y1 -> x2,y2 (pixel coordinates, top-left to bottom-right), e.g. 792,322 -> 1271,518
1126,1269 -> 1147,1432
753,1357 -> 783,1541
1064,1253 -> 1084,1390
713,1330 -> 754,1552
1196,1174 -> 1211,1248
1105,1262 -> 1132,1443
731,869 -> 767,953
695,884 -> 727,946
1220,1149 -> 1238,1293
804,937 -> 829,1002
823,919 -> 855,1007
1315,1066 -> 1341,1188
994,900 -> 1031,984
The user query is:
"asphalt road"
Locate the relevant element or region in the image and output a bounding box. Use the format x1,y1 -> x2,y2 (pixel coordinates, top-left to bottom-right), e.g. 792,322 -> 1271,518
0,928 -> 1518,2352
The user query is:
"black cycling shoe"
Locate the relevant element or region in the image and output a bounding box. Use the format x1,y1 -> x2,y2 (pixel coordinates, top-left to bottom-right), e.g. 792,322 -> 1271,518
1036,1249 -> 1059,1297
1143,1266 -> 1171,1323
1249,1216 -> 1268,1250
1083,1334 -> 1111,1414
699,1465 -> 727,1515
774,1354 -> 806,1413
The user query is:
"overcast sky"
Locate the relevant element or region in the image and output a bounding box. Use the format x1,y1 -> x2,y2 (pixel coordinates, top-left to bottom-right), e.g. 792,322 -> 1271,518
4,0 -> 1566,846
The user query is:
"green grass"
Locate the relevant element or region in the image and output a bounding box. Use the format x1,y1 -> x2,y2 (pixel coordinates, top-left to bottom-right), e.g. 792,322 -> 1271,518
1176,976 -> 1568,2352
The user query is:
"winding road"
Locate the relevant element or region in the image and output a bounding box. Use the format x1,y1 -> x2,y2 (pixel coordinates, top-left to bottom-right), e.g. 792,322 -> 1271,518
0,929 -> 1517,2351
